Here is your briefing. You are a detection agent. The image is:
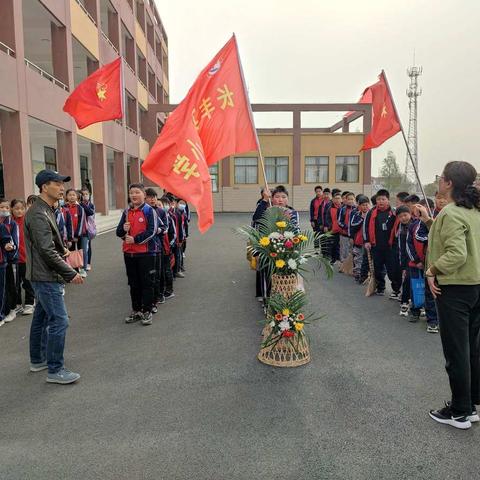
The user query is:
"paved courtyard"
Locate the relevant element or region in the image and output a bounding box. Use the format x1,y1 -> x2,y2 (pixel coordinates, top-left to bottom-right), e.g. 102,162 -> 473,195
0,213 -> 478,480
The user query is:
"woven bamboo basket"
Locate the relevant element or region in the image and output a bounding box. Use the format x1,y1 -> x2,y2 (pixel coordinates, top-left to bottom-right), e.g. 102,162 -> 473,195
258,331 -> 311,367
271,273 -> 298,298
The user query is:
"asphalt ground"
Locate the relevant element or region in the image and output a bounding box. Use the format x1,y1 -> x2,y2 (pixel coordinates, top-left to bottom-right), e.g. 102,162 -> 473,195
0,213 -> 478,480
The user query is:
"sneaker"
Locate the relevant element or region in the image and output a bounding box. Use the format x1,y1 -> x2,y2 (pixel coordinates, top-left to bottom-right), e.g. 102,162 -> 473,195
180,267 -> 186,272
157,295 -> 165,305
125,311 -> 142,324
47,368 -> 81,385
30,362 -> 48,372
22,305 -> 34,315
399,304 -> 409,317
4,310 -> 16,323
152,305 -> 158,314
376,290 -> 385,296
429,402 -> 471,429
15,304 -> 24,314
427,324 -> 439,333
78,269 -> 87,278
445,401 -> 479,423
389,292 -> 400,301
256,296 -> 264,302
0,319 -> 5,327
86,264 -> 92,271
409,314 -> 420,323
420,308 -> 426,318
141,312 -> 153,325
176,272 -> 185,278
164,292 -> 175,300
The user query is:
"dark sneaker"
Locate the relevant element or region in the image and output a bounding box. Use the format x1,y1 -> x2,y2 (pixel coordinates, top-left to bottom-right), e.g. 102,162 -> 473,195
427,324 -> 439,333
376,290 -> 385,296
389,292 -> 400,301
429,403 -> 472,429
409,314 -> 420,323
30,362 -> 48,372
47,368 -> 81,384
141,312 -> 153,326
152,305 -> 158,314
125,312 -> 142,324
164,292 -> 175,300
158,295 -> 166,305
399,304 -> 409,317
420,308 -> 426,318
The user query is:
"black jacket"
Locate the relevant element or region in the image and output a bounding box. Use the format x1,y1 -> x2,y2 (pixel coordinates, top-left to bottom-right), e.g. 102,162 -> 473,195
24,197 -> 77,283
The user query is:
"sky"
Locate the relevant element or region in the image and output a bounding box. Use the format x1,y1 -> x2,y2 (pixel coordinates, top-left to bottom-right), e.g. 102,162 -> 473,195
154,0 -> 480,183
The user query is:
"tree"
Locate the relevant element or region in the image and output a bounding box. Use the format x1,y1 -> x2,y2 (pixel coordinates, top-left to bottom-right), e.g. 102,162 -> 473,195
379,151 -> 404,193
423,181 -> 438,197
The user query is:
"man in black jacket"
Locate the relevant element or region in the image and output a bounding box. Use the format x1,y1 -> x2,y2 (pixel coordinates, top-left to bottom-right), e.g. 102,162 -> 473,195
25,170 -> 83,384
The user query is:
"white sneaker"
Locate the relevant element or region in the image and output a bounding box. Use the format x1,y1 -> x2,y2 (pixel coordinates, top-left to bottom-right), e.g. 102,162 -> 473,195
78,269 -> 88,278
4,311 -> 16,323
22,305 -> 34,315
86,264 -> 92,271
15,304 -> 24,314
399,304 -> 409,317
0,319 -> 5,327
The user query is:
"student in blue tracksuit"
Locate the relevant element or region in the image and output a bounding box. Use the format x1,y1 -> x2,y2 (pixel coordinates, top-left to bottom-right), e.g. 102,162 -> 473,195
81,187 -> 96,271
159,196 -> 176,300
0,212 -> 17,327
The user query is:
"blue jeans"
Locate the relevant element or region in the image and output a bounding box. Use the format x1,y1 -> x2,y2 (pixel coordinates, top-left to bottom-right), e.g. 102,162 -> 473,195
0,266 -> 6,321
78,236 -> 89,270
29,282 -> 69,374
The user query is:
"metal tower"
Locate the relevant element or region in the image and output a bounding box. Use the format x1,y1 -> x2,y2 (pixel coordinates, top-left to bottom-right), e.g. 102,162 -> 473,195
405,65 -> 422,189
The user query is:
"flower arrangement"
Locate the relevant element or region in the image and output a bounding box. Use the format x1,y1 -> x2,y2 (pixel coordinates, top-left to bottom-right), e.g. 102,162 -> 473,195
263,291 -> 320,351
237,206 -> 331,278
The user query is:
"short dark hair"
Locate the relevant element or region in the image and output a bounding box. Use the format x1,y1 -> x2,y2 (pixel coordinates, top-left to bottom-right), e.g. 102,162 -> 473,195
145,188 -> 157,197
129,183 -> 145,192
396,191 -> 409,202
10,199 -> 26,209
396,205 -> 411,215
404,194 -> 420,204
341,191 -> 350,197
345,192 -> 355,198
323,188 -> 331,194
27,195 -> 37,205
376,189 -> 390,199
272,185 -> 289,197
0,198 -> 8,205
159,196 -> 170,204
371,194 -> 377,205
357,195 -> 370,205
314,185 -> 323,192
331,188 -> 341,196
420,198 -> 435,209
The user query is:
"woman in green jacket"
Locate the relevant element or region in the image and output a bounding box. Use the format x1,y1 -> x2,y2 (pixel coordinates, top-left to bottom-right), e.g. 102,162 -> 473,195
422,161 -> 480,430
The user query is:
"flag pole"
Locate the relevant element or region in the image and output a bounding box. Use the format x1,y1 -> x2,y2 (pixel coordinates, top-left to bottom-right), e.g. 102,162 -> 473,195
380,70 -> 432,217
234,34 -> 271,203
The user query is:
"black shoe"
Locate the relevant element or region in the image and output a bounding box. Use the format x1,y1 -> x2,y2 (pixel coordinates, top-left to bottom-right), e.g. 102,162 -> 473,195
409,315 -> 420,323
429,402 -> 472,429
141,312 -> 153,326
164,292 -> 175,300
158,295 -> 166,305
376,290 -> 385,296
125,312 -> 142,324
151,305 -> 158,314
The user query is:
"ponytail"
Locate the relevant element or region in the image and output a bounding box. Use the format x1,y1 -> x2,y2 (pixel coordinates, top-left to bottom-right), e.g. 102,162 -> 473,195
443,161 -> 480,211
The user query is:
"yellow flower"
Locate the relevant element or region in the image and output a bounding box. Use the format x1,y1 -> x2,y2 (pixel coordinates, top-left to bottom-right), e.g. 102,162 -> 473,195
259,237 -> 270,246
294,322 -> 304,332
299,235 -> 308,242
276,221 -> 287,228
275,259 -> 286,268
282,309 -> 290,316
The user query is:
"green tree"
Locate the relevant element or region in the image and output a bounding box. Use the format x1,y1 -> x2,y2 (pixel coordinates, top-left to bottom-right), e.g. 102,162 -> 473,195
423,181 -> 438,197
379,151 -> 404,193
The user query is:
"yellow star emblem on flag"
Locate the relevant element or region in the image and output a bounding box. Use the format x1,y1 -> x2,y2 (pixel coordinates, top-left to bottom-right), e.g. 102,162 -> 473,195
96,82 -> 107,102
381,103 -> 387,118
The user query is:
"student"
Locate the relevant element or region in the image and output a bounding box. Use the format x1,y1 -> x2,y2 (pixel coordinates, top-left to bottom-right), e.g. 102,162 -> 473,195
433,191 -> 448,217
404,194 -> 421,215
145,188 -> 167,311
0,214 -> 16,327
271,185 -> 300,231
393,205 -> 421,319
169,197 -> 186,278
81,187 -> 96,271
64,189 -> 90,278
350,195 -> 370,283
324,192 -> 342,264
319,188 -> 332,232
159,196 -> 175,300
363,189 -> 401,296
338,192 -> 356,264
180,199 -> 191,259
177,199 -> 188,273
309,185 -> 323,249
0,199 -> 19,323
116,183 -> 157,326
11,199 -> 35,316
55,197 -> 73,247
26,195 -> 37,209
396,192 -> 410,207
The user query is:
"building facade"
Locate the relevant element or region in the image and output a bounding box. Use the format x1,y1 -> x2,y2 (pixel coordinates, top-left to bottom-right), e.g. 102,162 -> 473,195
0,0 -> 168,214
152,103 -> 373,212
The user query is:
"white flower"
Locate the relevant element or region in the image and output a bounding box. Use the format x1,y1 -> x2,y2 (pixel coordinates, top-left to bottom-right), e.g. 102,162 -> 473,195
269,321 -> 275,328
279,319 -> 290,331
269,232 -> 281,239
299,257 -> 308,265
287,258 -> 298,270
284,231 -> 294,239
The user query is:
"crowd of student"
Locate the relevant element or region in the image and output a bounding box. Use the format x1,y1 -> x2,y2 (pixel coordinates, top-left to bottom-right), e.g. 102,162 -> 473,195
0,187 -> 96,328
308,185 -> 447,333
116,184 -> 190,326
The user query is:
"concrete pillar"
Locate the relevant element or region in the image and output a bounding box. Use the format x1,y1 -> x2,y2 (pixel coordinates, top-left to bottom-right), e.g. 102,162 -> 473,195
292,110 -> 301,185
362,106 -> 372,187
130,157 -> 140,183
0,0 -> 15,49
56,130 -> 76,188
51,24 -> 69,86
91,143 -> 108,214
108,10 -> 120,50
114,151 -> 127,209
221,157 -> 230,187
0,111 -> 33,199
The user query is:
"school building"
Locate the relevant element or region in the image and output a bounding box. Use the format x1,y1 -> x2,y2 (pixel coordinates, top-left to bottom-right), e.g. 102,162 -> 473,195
152,103 -> 374,212
0,0 -> 168,214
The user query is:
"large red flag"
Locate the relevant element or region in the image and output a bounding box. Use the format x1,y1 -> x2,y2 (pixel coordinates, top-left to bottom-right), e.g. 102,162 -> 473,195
360,71 -> 401,151
63,57 -> 122,129
141,35 -> 258,233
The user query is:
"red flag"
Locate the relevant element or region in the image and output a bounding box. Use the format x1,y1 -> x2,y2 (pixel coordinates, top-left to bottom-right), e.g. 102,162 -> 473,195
360,71 -> 401,150
63,57 -> 122,129
142,35 -> 257,233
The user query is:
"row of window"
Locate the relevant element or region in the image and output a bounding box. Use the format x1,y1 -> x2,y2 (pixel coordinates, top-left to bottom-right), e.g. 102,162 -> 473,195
207,156 -> 360,191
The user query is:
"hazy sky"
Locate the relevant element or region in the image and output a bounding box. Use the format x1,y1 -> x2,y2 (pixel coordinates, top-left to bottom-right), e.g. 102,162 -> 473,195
155,0 -> 479,182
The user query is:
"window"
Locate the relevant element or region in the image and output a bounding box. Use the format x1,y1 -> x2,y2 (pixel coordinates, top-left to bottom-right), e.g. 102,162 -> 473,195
305,156 -> 329,183
44,147 -> 57,171
234,157 -> 258,184
265,156 -> 288,183
335,156 -> 359,183
80,155 -> 89,187
209,164 -> 219,192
